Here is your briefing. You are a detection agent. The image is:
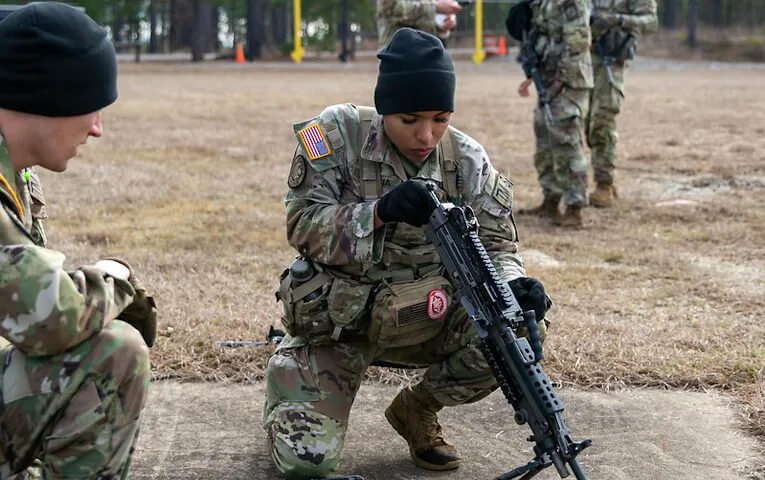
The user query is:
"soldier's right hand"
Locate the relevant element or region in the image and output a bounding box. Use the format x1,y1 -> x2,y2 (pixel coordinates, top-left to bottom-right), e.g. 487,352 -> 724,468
436,0 -> 462,15
376,180 -> 438,227
116,271 -> 158,348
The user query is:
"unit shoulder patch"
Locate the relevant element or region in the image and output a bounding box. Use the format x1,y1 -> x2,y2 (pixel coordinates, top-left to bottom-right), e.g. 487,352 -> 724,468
287,155 -> 307,189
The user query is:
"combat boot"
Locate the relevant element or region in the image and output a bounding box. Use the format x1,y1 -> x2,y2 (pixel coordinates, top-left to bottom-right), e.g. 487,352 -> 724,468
516,194 -> 561,219
553,205 -> 583,228
589,183 -> 617,208
385,384 -> 461,471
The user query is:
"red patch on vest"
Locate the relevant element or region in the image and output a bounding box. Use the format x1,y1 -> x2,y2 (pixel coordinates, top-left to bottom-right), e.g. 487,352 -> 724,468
427,289 -> 449,320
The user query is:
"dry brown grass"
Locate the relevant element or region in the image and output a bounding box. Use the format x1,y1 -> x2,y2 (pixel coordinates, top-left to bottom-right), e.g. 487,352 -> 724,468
38,59 -> 765,439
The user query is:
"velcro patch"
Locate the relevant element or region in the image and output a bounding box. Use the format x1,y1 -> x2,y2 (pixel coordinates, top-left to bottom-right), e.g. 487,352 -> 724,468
297,123 -> 332,161
487,171 -> 514,209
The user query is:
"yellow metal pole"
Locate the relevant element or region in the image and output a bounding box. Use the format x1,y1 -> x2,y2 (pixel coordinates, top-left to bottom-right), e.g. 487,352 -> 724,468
290,0 -> 304,63
472,0 -> 485,64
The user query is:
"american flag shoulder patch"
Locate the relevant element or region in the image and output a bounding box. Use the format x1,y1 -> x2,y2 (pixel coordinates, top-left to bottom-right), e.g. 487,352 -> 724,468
297,123 -> 332,161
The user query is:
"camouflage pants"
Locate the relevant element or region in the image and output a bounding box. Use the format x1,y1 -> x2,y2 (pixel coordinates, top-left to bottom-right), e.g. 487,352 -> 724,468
262,307 -> 549,479
586,55 -> 626,186
533,86 -> 591,207
0,320 -> 151,479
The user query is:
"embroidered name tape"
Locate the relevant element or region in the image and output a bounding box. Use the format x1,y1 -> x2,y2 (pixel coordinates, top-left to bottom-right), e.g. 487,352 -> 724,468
297,123 -> 332,161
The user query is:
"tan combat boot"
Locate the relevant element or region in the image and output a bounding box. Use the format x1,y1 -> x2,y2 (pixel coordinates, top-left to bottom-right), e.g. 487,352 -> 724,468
553,205 -> 583,228
516,195 -> 561,220
589,183 -> 617,208
385,384 -> 461,471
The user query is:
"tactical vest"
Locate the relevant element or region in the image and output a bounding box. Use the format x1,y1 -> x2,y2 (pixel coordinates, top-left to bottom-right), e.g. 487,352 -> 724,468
353,106 -> 462,284
355,106 -> 461,203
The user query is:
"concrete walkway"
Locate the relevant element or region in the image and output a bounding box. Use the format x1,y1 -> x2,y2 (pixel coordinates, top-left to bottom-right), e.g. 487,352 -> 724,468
130,381 -> 763,480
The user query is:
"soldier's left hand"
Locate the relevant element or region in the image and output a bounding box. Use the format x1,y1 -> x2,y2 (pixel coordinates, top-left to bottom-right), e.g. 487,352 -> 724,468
508,277 -> 552,322
590,14 -> 618,36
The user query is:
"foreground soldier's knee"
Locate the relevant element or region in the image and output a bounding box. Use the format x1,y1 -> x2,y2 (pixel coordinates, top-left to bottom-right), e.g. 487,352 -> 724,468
265,407 -> 344,479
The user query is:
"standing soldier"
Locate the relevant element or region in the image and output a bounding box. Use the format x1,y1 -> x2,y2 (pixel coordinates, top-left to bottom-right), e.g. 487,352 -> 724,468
511,0 -> 594,227
588,0 -> 658,207
0,3 -> 157,478
376,0 -> 463,49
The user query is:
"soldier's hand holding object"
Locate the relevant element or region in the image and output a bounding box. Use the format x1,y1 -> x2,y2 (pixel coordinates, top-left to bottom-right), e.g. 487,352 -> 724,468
436,0 -> 462,15
110,265 -> 158,348
590,13 -> 620,36
508,277 -> 552,322
376,180 -> 438,227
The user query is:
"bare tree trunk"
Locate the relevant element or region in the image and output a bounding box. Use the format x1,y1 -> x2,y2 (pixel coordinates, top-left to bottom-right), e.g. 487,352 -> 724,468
149,0 -> 158,53
271,3 -> 287,46
687,0 -> 698,48
246,0 -> 264,60
191,0 -> 204,61
708,0 -> 723,27
338,0 -> 349,62
662,0 -> 677,29
210,4 -> 220,52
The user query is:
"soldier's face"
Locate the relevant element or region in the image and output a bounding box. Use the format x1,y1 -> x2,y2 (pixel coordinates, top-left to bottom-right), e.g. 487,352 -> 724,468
383,111 -> 452,164
34,111 -> 103,172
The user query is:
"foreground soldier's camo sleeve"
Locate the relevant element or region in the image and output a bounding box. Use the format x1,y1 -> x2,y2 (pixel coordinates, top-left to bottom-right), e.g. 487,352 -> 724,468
451,128 -> 527,283
620,0 -> 658,35
554,0 -> 592,86
0,213 -> 136,357
285,106 -> 384,266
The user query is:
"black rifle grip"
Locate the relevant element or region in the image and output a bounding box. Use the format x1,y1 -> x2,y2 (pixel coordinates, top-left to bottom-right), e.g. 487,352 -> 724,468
523,310 -> 545,362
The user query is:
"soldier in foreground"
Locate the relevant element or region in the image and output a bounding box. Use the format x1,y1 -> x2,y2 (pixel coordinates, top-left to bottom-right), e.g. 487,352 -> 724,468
376,0 -> 463,48
0,3 -> 157,478
262,28 -> 552,479
587,0 -> 658,207
512,0 -> 594,227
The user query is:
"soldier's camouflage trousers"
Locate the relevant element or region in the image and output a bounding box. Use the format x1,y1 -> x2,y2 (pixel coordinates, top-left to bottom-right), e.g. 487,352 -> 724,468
261,306 -> 549,480
533,86 -> 591,207
0,320 -> 151,479
586,54 -> 626,186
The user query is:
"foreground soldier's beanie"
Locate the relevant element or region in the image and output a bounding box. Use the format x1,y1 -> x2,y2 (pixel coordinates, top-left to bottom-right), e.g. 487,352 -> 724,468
0,2 -> 117,117
374,28 -> 455,115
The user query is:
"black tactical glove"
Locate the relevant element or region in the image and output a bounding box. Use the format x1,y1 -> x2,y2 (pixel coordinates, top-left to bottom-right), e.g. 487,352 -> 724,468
376,180 -> 438,227
508,277 -> 552,322
116,271 -> 158,348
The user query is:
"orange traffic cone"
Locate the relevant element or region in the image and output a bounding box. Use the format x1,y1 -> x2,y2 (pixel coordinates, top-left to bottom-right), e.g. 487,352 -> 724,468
498,36 -> 507,56
234,43 -> 245,63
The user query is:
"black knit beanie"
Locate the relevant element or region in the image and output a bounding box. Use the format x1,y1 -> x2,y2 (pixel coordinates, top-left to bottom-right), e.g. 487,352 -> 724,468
374,28 -> 456,115
0,2 -> 117,117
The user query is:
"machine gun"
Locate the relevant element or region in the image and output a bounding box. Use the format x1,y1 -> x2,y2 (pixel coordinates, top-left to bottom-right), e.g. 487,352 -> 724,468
517,31 -> 554,126
423,183 -> 591,479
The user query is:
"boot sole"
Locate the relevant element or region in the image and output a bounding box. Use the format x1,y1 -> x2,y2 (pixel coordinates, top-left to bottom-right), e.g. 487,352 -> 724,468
384,407 -> 461,471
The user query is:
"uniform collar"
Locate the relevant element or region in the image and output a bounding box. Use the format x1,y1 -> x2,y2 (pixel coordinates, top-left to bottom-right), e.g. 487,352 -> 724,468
359,111 -> 443,182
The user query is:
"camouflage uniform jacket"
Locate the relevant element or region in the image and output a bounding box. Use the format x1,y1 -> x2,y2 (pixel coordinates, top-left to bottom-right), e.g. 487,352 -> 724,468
591,0 -> 658,39
377,0 -> 440,48
529,0 -> 594,89
285,103 -> 527,289
0,137 -> 135,357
